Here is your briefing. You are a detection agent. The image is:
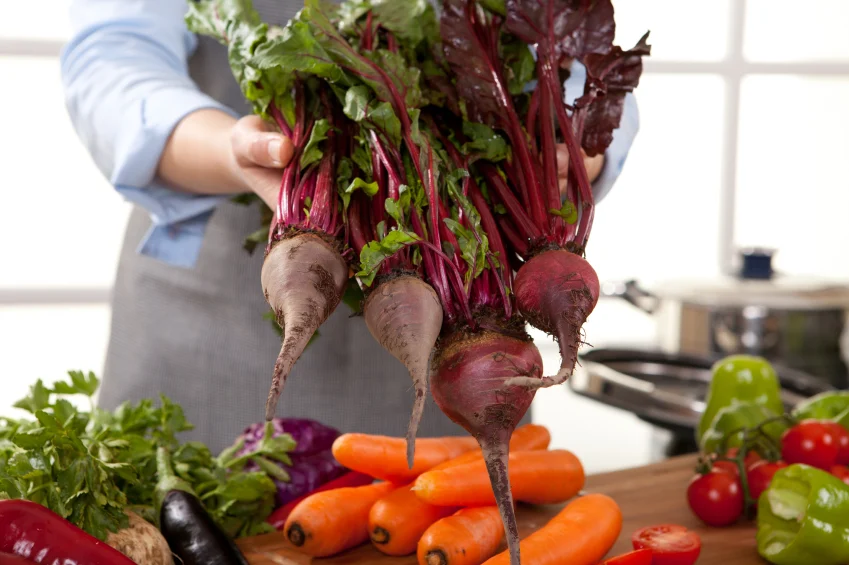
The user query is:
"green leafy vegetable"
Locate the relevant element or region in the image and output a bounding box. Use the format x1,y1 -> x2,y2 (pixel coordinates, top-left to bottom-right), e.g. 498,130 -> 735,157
0,372 -> 295,540
357,229 -> 421,285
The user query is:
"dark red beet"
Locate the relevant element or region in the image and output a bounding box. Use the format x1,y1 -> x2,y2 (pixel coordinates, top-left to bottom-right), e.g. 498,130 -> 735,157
430,327 -> 543,565
511,249 -> 600,390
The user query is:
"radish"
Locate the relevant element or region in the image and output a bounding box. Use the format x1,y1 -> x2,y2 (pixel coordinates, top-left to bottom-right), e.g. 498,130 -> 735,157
363,274 -> 444,467
430,324 -> 543,565
261,232 -> 349,420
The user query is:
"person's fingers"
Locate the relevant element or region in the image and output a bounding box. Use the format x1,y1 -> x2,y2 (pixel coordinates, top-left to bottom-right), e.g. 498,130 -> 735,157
556,144 -> 570,176
232,115 -> 294,169
556,144 -> 570,196
242,166 -> 284,210
584,152 -> 605,183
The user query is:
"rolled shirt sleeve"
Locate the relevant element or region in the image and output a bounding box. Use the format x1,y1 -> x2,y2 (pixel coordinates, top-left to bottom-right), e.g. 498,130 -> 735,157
60,0 -> 239,268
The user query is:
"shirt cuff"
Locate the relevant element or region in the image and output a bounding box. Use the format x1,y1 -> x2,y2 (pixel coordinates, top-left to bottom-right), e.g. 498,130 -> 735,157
111,86 -> 240,267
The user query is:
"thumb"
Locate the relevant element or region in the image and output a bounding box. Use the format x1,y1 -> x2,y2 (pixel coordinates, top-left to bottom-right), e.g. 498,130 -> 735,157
232,115 -> 294,169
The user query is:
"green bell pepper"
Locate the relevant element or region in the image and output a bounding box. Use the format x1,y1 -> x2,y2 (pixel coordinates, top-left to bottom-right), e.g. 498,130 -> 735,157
756,464 -> 849,565
792,391 -> 849,430
697,354 -> 784,443
699,402 -> 788,454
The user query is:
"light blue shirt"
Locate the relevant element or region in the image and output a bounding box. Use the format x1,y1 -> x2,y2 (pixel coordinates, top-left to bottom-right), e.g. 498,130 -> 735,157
60,0 -> 640,269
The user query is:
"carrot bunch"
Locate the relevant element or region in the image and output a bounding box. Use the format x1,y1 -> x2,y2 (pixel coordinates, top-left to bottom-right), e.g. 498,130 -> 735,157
275,424 -> 621,565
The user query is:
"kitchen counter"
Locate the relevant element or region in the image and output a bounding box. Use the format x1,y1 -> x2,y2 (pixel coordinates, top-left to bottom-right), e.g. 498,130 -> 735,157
238,454 -> 763,564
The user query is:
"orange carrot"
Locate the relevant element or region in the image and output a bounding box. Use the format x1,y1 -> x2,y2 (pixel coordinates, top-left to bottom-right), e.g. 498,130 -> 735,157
431,423 -> 552,472
414,449 -> 584,506
331,434 -> 479,482
369,484 -> 456,556
284,481 -> 394,557
417,507 -> 505,565
482,493 -> 622,565
367,424 -> 551,556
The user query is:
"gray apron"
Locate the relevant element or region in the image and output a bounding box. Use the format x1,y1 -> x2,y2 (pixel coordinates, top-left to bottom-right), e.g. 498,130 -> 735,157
98,0 -> 482,454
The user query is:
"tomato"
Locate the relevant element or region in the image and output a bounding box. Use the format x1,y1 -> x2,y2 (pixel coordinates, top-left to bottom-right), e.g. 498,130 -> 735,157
781,420 -> 841,470
601,548 -> 653,565
746,460 -> 788,501
712,460 -> 740,476
825,422 -> 849,465
686,469 -> 743,527
725,447 -> 762,469
632,524 -> 702,565
831,465 -> 849,485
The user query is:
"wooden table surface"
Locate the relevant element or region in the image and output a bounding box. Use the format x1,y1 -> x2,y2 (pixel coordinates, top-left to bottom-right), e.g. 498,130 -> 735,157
237,454 -> 764,564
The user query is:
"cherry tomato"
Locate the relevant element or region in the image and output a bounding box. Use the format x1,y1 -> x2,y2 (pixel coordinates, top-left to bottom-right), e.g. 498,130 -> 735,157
825,422 -> 849,465
601,548 -> 653,565
686,469 -> 743,527
831,465 -> 849,485
746,460 -> 788,501
707,460 -> 739,476
632,524 -> 702,565
781,420 -> 840,470
725,447 -> 762,469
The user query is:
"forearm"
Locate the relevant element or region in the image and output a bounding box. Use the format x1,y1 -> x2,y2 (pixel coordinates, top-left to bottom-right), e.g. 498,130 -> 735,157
157,108 -> 246,196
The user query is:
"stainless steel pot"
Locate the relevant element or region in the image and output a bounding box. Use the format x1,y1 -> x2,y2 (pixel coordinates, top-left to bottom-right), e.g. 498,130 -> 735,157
568,347 -> 835,456
601,251 -> 849,388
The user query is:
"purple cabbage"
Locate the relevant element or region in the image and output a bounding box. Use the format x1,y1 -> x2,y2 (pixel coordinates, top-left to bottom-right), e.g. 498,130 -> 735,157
236,418 -> 348,506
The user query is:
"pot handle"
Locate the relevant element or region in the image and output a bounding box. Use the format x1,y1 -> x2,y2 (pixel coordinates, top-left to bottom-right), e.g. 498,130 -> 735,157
601,280 -> 659,314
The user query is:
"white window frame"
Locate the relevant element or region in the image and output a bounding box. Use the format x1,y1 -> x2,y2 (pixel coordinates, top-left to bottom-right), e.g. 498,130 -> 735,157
2,0 -> 849,307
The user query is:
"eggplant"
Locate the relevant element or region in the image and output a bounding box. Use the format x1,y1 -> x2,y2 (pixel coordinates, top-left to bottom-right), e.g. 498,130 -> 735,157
155,447 -> 250,565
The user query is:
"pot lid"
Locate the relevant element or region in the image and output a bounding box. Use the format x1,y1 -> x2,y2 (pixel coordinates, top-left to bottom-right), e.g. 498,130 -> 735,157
648,249 -> 849,309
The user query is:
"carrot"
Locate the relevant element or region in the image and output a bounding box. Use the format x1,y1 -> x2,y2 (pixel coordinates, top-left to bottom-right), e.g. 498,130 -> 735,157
369,484 -> 456,556
367,424 -> 551,556
283,481 -> 394,557
417,507 -> 505,565
331,433 -> 479,482
266,471 -> 374,530
433,423 -> 552,471
413,449 -> 584,507
482,494 -> 622,565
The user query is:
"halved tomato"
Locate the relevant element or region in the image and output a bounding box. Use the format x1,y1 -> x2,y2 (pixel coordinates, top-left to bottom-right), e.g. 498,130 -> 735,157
601,548 -> 653,565
632,524 -> 701,565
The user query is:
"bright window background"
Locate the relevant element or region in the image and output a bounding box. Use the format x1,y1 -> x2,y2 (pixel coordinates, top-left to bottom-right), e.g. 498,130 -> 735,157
1,0 -> 847,473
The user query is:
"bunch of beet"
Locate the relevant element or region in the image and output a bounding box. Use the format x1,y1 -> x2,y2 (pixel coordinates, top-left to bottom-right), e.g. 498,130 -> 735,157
188,1 -> 649,563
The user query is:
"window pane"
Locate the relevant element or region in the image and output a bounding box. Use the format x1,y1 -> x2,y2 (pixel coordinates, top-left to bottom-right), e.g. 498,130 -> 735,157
587,74 -> 726,283
744,0 -> 849,62
0,56 -> 132,289
735,75 -> 849,278
0,305 -> 111,418
0,1 -> 72,41
612,0 -> 730,62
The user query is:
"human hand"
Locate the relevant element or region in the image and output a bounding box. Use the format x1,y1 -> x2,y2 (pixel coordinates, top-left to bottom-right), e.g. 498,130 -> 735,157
229,115 -> 295,209
556,144 -> 605,197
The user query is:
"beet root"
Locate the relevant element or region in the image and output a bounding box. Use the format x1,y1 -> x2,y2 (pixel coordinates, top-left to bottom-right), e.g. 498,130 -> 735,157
261,233 -> 348,420
363,275 -> 443,469
509,249 -> 600,390
430,328 -> 543,565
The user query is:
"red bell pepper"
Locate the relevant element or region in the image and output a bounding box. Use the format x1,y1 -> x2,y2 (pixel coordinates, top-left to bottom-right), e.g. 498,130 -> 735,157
266,471 -> 374,530
0,552 -> 37,564
0,499 -> 135,565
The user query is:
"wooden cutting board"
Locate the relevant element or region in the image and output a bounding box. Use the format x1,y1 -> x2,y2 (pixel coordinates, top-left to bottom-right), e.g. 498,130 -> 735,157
237,454 -> 765,564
